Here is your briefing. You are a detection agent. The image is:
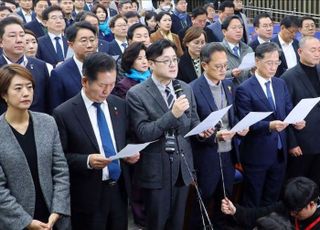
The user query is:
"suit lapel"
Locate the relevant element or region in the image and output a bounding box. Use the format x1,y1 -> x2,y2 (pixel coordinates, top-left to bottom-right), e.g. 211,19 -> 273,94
251,76 -> 274,111
45,36 -> 59,62
273,36 -> 288,69
222,80 -> 235,122
68,59 -> 82,88
199,75 -> 218,111
107,97 -> 122,152
72,94 -> 99,151
145,78 -> 169,113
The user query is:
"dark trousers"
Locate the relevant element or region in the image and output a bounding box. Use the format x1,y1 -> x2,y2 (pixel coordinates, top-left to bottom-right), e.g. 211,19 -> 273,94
287,153 -> 320,186
71,182 -> 128,230
242,156 -> 286,207
144,182 -> 189,230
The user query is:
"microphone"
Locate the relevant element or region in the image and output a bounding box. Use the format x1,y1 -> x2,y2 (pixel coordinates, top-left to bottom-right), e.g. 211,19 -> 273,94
173,80 -> 184,98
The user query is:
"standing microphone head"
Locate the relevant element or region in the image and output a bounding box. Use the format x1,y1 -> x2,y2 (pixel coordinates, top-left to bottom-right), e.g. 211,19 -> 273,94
173,80 -> 184,98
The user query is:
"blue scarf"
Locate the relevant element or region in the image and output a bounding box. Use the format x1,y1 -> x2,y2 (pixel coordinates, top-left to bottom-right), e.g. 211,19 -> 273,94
99,20 -> 111,36
126,69 -> 151,82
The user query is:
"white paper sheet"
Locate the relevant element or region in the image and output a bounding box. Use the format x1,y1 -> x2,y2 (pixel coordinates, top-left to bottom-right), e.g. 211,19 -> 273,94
184,105 -> 232,137
230,111 -> 273,132
238,52 -> 255,70
284,97 -> 320,124
109,142 -> 153,160
141,0 -> 154,10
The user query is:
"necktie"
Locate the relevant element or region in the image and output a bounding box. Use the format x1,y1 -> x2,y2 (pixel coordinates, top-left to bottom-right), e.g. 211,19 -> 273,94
232,46 -> 239,58
93,102 -> 121,180
88,3 -> 92,10
265,81 -> 282,149
165,86 -> 174,109
54,36 -> 64,62
121,42 -> 127,51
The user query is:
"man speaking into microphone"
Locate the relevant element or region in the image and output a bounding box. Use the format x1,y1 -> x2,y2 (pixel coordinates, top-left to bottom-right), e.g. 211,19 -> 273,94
126,39 -> 213,230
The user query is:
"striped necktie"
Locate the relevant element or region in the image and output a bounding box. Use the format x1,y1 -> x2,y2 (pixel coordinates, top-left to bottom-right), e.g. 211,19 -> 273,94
165,86 -> 174,109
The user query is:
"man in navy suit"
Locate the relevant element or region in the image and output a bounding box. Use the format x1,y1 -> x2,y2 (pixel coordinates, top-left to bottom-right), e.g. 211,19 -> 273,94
249,13 -> 273,51
190,43 -> 248,229
25,0 -> 48,38
207,1 -> 235,42
108,15 -> 129,57
48,21 -> 98,113
17,0 -> 36,23
235,42 -> 305,207
0,17 -> 49,114
53,52 -> 140,230
271,16 -> 300,77
37,5 -> 68,67
170,0 -> 191,34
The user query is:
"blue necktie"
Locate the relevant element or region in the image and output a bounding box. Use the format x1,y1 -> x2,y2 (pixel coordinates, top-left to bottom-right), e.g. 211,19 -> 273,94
265,81 -> 282,149
54,36 -> 64,62
121,42 -> 127,51
93,102 -> 121,180
232,46 -> 239,58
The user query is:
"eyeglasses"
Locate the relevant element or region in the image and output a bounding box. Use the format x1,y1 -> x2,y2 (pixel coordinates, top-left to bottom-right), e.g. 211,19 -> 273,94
78,37 -> 96,46
115,24 -> 128,28
49,15 -> 64,21
262,60 -> 282,67
153,57 -> 179,66
285,27 -> 298,34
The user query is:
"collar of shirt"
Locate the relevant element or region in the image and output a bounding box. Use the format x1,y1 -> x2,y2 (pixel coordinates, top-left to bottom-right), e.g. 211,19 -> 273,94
278,34 -> 293,46
81,88 -> 108,111
151,75 -> 175,99
2,54 -> 28,67
21,8 -> 32,16
255,71 -> 274,96
48,32 -> 62,42
73,55 -> 83,76
227,41 -> 240,52
258,36 -> 270,44
115,38 -> 127,51
204,73 -> 222,88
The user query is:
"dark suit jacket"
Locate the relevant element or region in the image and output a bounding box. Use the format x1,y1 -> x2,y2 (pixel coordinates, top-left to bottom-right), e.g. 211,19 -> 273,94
37,34 -> 68,66
98,39 -> 110,53
17,10 -> 36,24
48,58 -> 82,113
170,13 -> 192,34
177,51 -> 199,83
108,8 -> 118,17
53,93 -> 131,213
0,55 -> 49,114
25,19 -> 46,38
271,36 -> 299,77
190,76 -> 239,197
126,78 -> 200,189
249,38 -> 261,51
107,40 -> 123,57
281,63 -> 320,154
207,20 -> 224,42
235,76 -> 293,166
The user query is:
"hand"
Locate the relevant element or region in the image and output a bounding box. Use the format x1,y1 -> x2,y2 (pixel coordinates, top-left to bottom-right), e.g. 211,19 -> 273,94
89,154 -> 111,169
221,197 -> 236,215
289,146 -> 303,157
237,128 -> 249,137
269,120 -> 288,132
293,120 -> 306,130
231,68 -> 242,78
216,129 -> 235,141
199,128 -> 215,138
27,220 -> 49,230
123,152 -> 140,164
171,95 -> 189,118
47,213 -> 60,229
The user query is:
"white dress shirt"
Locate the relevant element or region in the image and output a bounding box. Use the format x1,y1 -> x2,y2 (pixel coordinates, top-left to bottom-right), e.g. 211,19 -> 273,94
278,34 -> 297,69
48,32 -> 65,57
255,72 -> 276,107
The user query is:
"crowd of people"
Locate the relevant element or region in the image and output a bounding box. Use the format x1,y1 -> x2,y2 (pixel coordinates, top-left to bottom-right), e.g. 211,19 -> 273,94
0,0 -> 319,229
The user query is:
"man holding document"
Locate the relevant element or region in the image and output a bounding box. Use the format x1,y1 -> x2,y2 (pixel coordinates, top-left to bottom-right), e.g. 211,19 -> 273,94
53,53 -> 139,230
235,42 -> 305,207
189,43 -> 248,229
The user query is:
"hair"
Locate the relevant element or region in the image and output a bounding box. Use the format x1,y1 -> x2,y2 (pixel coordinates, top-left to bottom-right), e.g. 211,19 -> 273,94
221,15 -> 242,30
191,7 -> 207,18
218,0 -> 234,12
146,39 -> 177,61
82,52 -> 116,82
299,36 -> 319,49
203,3 -> 215,12
79,11 -> 99,23
0,64 -> 34,104
42,5 -> 64,21
91,3 -> 108,19
121,42 -> 147,73
34,0 -> 48,7
109,14 -> 127,28
124,11 -> 140,20
299,16 -> 316,28
0,17 -> 24,39
283,177 -> 319,212
0,5 -> 13,13
253,13 -> 273,28
280,15 -> 300,29
155,11 -> 171,22
200,42 -> 227,63
145,11 -> 157,26
127,23 -> 150,40
255,213 -> 293,230
131,0 -> 139,9
255,42 -> 281,59
183,26 -> 207,47
118,0 -> 132,9
1,0 -> 17,7
25,29 -> 38,42
66,21 -> 97,42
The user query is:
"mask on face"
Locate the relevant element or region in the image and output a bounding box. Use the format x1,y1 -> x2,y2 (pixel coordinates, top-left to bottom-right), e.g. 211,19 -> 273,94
162,5 -> 171,11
